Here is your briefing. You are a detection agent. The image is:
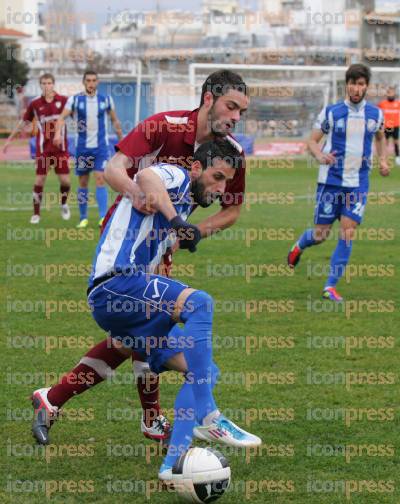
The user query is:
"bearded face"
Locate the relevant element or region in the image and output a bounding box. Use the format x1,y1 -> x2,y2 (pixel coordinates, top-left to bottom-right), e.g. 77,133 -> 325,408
206,89 -> 249,137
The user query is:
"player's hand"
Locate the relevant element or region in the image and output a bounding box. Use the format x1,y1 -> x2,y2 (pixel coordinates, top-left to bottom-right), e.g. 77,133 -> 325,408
171,239 -> 180,253
379,159 -> 390,177
316,151 -> 336,165
53,134 -> 62,148
169,216 -> 201,253
127,183 -> 156,215
3,140 -> 11,153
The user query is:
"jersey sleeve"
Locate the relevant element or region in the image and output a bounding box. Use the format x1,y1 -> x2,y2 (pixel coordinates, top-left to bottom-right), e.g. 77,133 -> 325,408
107,96 -> 115,111
377,108 -> 384,131
23,101 -> 35,122
65,95 -> 75,112
148,164 -> 186,190
313,106 -> 330,134
116,116 -> 165,176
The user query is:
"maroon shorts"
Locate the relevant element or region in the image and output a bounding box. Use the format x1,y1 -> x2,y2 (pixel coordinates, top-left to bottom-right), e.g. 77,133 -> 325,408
36,153 -> 70,175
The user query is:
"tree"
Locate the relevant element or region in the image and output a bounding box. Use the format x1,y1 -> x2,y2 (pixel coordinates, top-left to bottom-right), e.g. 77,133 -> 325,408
0,41 -> 29,98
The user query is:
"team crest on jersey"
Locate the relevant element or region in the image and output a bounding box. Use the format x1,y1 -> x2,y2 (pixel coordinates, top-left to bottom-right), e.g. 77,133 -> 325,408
100,102 -> 106,110
143,278 -> 169,305
55,101 -> 62,108
323,202 -> 333,215
367,119 -> 377,132
79,102 -> 84,109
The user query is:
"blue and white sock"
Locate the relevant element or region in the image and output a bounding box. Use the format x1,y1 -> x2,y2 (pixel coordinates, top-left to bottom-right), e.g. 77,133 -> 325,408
77,187 -> 89,221
95,186 -> 108,218
297,228 -> 317,250
325,238 -> 353,288
162,292 -> 219,469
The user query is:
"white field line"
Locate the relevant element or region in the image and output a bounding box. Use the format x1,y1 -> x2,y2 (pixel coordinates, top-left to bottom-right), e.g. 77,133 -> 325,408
0,191 -> 399,212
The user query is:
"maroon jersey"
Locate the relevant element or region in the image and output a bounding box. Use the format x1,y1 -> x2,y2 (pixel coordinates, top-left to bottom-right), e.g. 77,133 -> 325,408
23,94 -> 68,156
116,109 -> 245,208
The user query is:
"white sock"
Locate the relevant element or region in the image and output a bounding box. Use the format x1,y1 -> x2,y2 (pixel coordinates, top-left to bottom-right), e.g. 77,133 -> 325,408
133,360 -> 151,380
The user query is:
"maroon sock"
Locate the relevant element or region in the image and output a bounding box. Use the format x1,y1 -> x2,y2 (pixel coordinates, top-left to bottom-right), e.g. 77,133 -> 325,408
47,339 -> 128,408
33,185 -> 43,215
133,352 -> 160,426
60,184 -> 70,205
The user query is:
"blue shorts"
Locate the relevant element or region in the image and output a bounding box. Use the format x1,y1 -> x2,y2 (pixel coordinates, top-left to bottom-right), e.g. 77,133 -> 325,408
314,184 -> 368,225
87,271 -> 189,374
75,149 -> 109,175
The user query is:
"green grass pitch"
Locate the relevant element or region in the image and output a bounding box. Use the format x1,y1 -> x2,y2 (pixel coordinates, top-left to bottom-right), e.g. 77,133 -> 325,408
1,159 -> 399,503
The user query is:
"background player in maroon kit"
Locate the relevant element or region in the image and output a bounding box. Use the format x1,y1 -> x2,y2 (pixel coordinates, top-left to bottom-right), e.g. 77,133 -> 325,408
31,70 -> 250,444
4,73 -> 71,224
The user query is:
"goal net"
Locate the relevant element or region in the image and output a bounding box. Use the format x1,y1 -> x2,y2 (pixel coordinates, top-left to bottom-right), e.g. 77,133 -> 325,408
188,63 -> 400,155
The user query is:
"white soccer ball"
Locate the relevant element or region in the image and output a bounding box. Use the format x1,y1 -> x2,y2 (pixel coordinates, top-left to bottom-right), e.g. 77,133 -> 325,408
172,446 -> 231,503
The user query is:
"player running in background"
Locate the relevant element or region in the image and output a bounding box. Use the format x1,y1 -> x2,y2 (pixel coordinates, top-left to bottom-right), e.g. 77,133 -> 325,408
3,73 -> 71,224
378,86 -> 400,166
32,141 -> 262,477
54,70 -> 123,228
30,70 -> 249,445
287,64 -> 389,301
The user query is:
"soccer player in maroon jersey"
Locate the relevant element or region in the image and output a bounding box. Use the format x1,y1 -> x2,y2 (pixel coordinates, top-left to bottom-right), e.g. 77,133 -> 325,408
4,73 -> 71,224
31,70 -> 250,445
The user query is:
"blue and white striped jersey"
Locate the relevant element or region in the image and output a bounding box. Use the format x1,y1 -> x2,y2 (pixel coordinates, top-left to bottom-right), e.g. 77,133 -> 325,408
89,163 -> 192,288
314,99 -> 383,190
66,92 -> 114,152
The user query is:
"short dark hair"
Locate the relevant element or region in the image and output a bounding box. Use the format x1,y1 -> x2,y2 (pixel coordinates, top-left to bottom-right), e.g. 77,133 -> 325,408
39,73 -> 55,84
83,70 -> 98,80
345,64 -> 371,85
200,70 -> 247,107
193,139 -> 243,171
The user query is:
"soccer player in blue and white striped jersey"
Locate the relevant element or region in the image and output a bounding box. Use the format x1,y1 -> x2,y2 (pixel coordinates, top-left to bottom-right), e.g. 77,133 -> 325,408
32,140 -> 261,481
54,71 -> 123,228
288,64 -> 390,301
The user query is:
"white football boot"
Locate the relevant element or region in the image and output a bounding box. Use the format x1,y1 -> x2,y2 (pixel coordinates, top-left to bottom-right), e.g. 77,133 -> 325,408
193,412 -> 261,447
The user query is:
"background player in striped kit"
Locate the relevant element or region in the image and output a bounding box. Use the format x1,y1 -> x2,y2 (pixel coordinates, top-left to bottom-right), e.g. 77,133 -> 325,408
287,64 -> 390,301
3,73 -> 71,224
54,70 -> 123,228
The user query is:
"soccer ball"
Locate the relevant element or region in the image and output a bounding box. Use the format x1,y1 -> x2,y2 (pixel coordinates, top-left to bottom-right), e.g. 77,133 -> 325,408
173,446 -> 231,503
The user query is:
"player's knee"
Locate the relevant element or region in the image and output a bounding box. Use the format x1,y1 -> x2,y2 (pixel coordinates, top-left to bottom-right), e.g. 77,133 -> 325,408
95,173 -> 105,186
182,290 -> 214,322
35,175 -> 46,186
314,229 -> 329,243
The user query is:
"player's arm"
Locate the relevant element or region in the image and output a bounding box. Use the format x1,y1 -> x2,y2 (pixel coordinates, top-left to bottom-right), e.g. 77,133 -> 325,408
135,167 -> 178,220
108,109 -> 123,141
307,129 -> 336,164
307,106 -> 336,164
3,119 -> 32,153
197,205 -> 241,237
54,105 -> 73,147
104,151 -> 154,214
105,151 -> 135,195
104,118 -> 158,195
375,129 -> 390,176
53,96 -> 75,148
136,166 -> 201,252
